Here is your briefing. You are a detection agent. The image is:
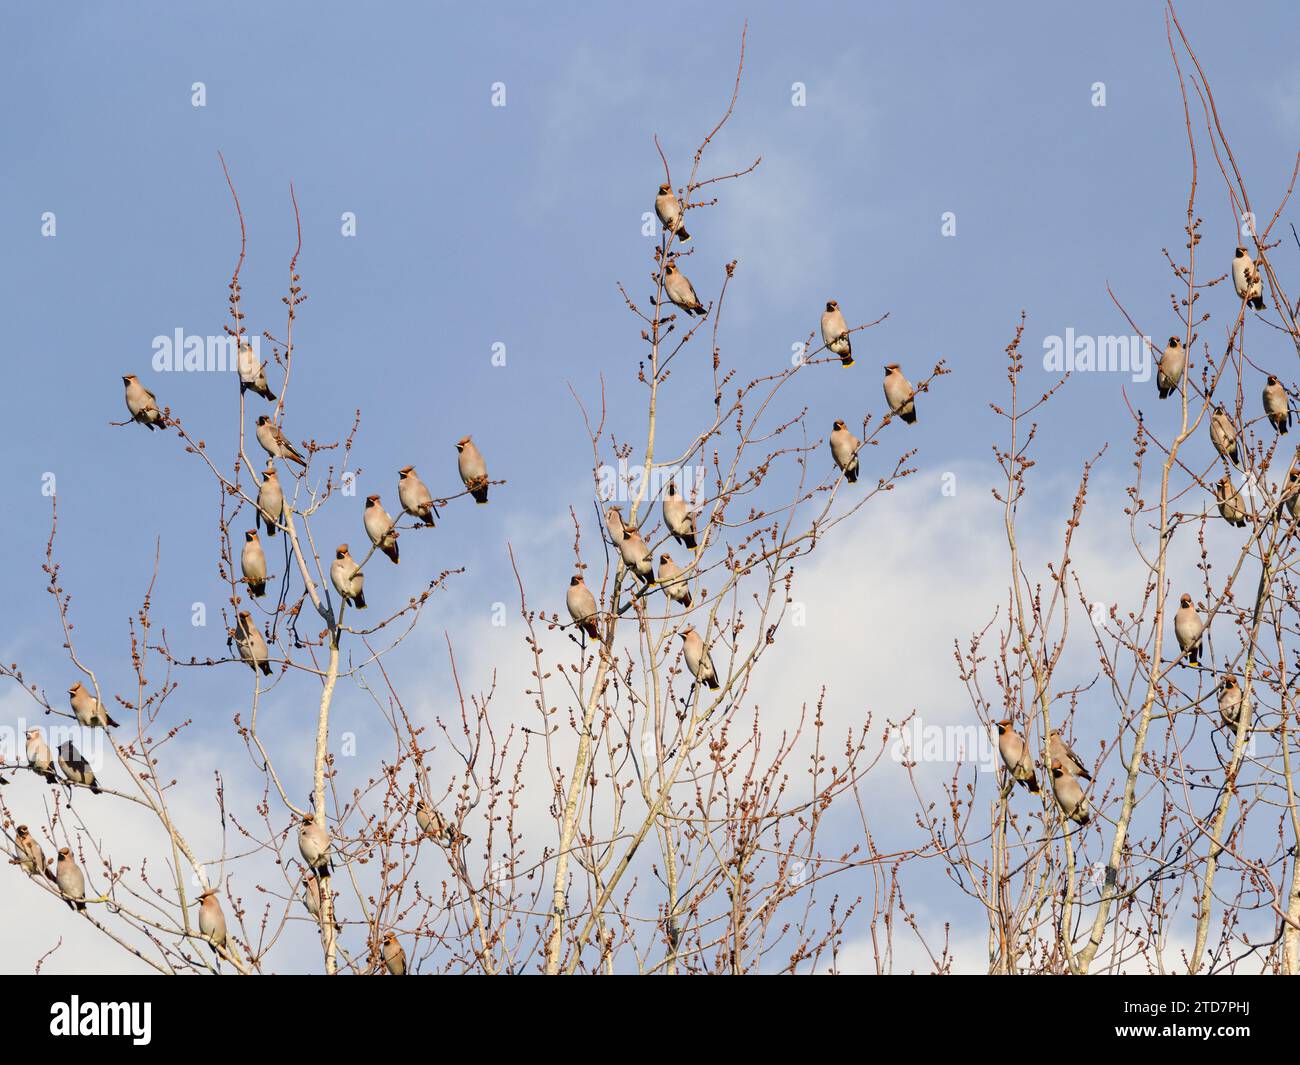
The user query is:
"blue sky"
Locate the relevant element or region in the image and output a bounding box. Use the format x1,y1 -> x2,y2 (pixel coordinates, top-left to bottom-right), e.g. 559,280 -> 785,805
2,2 -> 1298,971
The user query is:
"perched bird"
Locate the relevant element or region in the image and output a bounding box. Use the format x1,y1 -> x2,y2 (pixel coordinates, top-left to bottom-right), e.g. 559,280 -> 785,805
1209,405 -> 1239,464
25,728 -> 56,784
122,373 -> 164,430
883,363 -> 917,424
1218,674 -> 1247,731
994,720 -> 1039,793
678,625 -> 719,690
829,419 -> 860,483
302,872 -> 341,931
67,681 -> 119,729
256,464 -> 284,537
1050,763 -> 1090,826
663,482 -> 697,550
415,799 -> 451,841
55,847 -> 86,911
236,342 -> 276,401
363,495 -> 400,564
1156,337 -> 1185,399
1232,246 -> 1266,310
197,889 -> 227,954
381,932 -> 407,976
566,575 -> 600,639
397,465 -> 438,527
663,261 -> 706,316
12,826 -> 57,882
298,815 -> 332,878
57,741 -> 100,794
604,505 -> 626,546
235,611 -> 272,676
657,554 -> 692,608
241,529 -> 267,598
654,183 -> 690,243
1174,593 -> 1204,667
1280,468 -> 1300,524
1047,730 -> 1092,782
1263,375 -> 1289,434
1215,476 -> 1249,528
821,300 -> 853,367
456,436 -> 489,504
618,525 -> 655,584
330,544 -> 366,610
255,415 -> 307,468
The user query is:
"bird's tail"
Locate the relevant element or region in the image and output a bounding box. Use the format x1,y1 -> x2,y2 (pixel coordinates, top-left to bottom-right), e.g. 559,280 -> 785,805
682,591 -> 693,609
840,353 -> 855,368
89,780 -> 101,795
249,580 -> 266,598
681,532 -> 698,550
1025,773 -> 1040,794
472,485 -> 489,505
43,868 -> 57,884
383,537 -> 400,564
581,619 -> 600,640
900,407 -> 917,425
106,713 -> 120,728
259,660 -> 273,677
845,466 -> 859,485
1251,296 -> 1266,310
263,517 -> 277,538
353,590 -> 367,610
676,225 -> 691,243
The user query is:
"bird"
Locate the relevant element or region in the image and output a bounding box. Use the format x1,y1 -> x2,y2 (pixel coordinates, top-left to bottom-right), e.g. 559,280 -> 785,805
302,872 -> 341,931
678,625 -> 719,690
1280,468 -> 1300,525
663,261 -> 706,316
57,741 -> 100,794
663,482 -> 698,550
994,720 -> 1039,793
604,505 -> 626,546
1156,337 -> 1185,399
255,415 -> 307,468
1263,375 -> 1289,434
397,465 -> 438,526
256,464 -> 283,537
1209,405 -> 1239,464
235,611 -> 272,676
12,826 -> 57,883
1218,674 -> 1247,731
67,681 -> 119,729
55,847 -> 86,910
821,300 -> 853,367
618,525 -> 655,584
657,554 -> 692,608
830,419 -> 860,484
883,363 -> 917,423
415,799 -> 451,841
197,889 -> 228,955
1049,763 -> 1090,826
566,575 -> 601,639
1232,246 -> 1266,310
122,374 -> 164,430
236,342 -> 276,401
298,815 -> 332,878
241,529 -> 267,597
381,932 -> 407,976
25,728 -> 56,783
456,436 -> 489,504
1215,476 -> 1249,528
1174,593 -> 1204,667
654,183 -> 690,243
330,544 -> 366,610
363,495 -> 400,564
1048,730 -> 1092,782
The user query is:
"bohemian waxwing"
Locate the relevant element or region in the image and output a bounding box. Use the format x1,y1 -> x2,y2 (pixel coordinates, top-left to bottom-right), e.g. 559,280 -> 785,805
995,720 -> 1039,793
198,889 -> 228,954
663,261 -> 706,316
25,728 -> 56,783
655,183 -> 690,243
397,465 -> 438,527
663,482 -> 697,550
1218,674 -> 1247,731
1281,468 -> 1300,524
605,505 -> 626,546
13,826 -> 57,882
257,465 -> 283,537
1209,405 -> 1239,464
381,932 -> 407,975
456,436 -> 489,504
1050,762 -> 1090,826
122,373 -> 164,430
363,495 -> 400,564
657,554 -> 692,608
1156,337 -> 1185,399
679,625 -> 719,690
830,419 -> 860,484
1263,375 -> 1290,434
255,414 -> 307,468
566,575 -> 600,639
235,611 -> 273,676
883,363 -> 917,424
67,681 -> 119,729
302,872 -> 342,931
1215,476 -> 1248,528
236,341 -> 276,401
415,799 -> 451,841
57,741 -> 99,794
618,525 -> 655,584
298,815 -> 332,878
242,529 -> 268,598
1232,246 -> 1265,310
330,544 -> 366,610
55,847 -> 86,910
1048,730 -> 1091,781
821,300 -> 853,368
1174,593 -> 1204,667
